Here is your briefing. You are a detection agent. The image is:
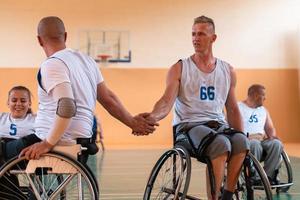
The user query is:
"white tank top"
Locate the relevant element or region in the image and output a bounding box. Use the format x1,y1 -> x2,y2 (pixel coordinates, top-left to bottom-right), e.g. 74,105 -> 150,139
238,102 -> 267,135
0,113 -> 35,139
173,57 -> 231,125
35,48 -> 103,145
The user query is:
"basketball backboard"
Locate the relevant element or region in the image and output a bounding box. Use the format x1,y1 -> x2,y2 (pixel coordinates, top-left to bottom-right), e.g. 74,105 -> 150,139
77,30 -> 131,63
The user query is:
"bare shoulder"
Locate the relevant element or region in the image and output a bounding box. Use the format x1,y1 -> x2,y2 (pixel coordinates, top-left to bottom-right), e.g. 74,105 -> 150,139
227,64 -> 237,86
262,106 -> 269,112
168,60 -> 182,81
227,64 -> 236,75
264,107 -> 272,118
170,60 -> 182,71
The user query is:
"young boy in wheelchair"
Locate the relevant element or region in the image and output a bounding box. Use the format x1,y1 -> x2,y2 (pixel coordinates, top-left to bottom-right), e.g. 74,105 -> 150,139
239,84 -> 283,185
135,15 -> 250,200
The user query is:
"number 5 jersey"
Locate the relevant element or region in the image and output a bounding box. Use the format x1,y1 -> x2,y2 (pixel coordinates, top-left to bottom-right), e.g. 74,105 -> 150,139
0,112 -> 35,139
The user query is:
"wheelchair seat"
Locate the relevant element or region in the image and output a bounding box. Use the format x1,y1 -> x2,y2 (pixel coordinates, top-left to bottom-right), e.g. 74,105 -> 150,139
52,144 -> 84,160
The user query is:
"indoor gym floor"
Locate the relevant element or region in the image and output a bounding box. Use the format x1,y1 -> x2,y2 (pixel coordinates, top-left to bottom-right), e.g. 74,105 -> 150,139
87,143 -> 300,200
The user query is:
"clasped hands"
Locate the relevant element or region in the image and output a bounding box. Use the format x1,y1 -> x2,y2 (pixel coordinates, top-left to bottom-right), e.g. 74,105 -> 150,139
131,113 -> 159,136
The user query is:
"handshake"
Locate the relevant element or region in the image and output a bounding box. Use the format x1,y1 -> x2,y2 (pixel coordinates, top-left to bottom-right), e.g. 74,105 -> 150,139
131,113 -> 159,136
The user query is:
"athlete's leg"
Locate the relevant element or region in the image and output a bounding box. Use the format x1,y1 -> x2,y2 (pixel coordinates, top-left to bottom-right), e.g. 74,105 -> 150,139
188,125 -> 230,200
225,133 -> 249,194
208,152 -> 228,200
250,139 -> 263,161
0,134 -> 41,198
4,134 -> 41,160
261,139 -> 283,179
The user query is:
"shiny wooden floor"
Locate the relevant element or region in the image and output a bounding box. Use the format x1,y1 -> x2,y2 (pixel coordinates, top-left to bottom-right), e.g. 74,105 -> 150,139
87,143 -> 300,200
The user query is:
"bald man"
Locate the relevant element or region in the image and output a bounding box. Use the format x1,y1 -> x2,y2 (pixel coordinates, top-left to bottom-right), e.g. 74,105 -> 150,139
1,16 -> 156,163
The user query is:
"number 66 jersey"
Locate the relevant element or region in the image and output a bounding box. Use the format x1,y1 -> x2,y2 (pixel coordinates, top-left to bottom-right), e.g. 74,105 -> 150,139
0,112 -> 35,139
173,57 -> 231,126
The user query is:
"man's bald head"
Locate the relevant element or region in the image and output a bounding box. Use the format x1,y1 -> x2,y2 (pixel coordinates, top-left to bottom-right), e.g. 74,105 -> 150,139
37,16 -> 66,42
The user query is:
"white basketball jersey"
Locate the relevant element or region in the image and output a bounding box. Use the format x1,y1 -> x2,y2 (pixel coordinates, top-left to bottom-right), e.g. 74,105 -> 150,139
238,102 -> 267,135
0,112 -> 35,139
173,57 -> 231,125
35,48 -> 103,145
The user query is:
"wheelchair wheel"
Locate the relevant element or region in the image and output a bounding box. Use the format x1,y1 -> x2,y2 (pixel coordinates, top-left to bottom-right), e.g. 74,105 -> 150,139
234,152 -> 273,200
143,148 -> 191,200
276,150 -> 293,193
0,152 -> 99,200
175,147 -> 192,199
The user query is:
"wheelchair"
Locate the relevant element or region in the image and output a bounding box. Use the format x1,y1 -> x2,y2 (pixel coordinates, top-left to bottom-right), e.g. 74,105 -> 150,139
143,128 -> 273,200
0,144 -> 99,200
261,149 -> 293,194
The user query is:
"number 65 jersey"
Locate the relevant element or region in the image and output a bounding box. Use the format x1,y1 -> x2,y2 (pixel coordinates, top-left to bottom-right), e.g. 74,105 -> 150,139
238,102 -> 267,135
0,112 -> 35,139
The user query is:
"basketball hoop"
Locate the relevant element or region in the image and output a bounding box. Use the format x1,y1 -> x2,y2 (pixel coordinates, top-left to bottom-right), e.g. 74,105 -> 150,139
97,54 -> 111,62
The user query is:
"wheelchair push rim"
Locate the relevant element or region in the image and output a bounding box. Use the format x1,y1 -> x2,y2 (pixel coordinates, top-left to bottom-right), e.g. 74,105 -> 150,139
143,148 -> 191,200
0,152 -> 98,200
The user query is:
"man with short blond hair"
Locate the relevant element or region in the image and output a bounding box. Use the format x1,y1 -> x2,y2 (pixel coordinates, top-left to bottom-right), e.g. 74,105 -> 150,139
138,15 -> 249,200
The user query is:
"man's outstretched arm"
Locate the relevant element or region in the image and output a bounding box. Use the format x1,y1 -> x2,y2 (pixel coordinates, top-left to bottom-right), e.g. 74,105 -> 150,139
149,61 -> 182,122
97,82 -> 157,135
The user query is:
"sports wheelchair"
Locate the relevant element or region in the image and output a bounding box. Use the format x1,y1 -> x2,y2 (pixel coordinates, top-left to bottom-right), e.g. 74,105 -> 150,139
143,127 -> 273,200
261,149 -> 293,194
0,144 -> 99,200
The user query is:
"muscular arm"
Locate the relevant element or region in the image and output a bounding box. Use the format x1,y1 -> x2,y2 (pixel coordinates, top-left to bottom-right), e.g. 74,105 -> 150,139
264,110 -> 277,139
97,82 -> 133,127
97,82 -> 155,133
225,66 -> 243,131
150,61 -> 181,121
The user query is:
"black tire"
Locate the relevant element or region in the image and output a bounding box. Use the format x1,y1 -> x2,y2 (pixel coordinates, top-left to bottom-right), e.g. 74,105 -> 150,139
0,152 -> 99,200
175,146 -> 192,199
144,148 -> 191,200
81,158 -> 100,194
234,152 -> 273,200
276,150 -> 293,193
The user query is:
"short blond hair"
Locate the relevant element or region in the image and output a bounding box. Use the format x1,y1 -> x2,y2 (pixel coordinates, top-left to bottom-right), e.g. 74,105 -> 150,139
194,15 -> 215,33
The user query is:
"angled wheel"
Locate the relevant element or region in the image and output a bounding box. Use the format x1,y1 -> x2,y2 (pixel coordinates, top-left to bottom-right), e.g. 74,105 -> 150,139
234,152 -> 273,200
144,148 -> 191,200
0,152 -> 99,200
276,150 -> 293,193
175,147 -> 192,199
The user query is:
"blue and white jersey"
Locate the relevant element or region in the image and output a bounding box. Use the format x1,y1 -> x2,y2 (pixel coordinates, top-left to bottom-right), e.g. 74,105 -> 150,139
238,102 -> 267,135
173,57 -> 231,125
35,48 -> 104,145
0,112 -> 35,139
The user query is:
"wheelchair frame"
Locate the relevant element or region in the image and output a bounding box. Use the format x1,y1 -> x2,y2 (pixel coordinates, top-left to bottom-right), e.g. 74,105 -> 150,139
267,150 -> 293,193
143,128 -> 274,200
0,151 -> 99,200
